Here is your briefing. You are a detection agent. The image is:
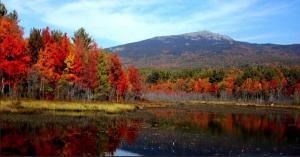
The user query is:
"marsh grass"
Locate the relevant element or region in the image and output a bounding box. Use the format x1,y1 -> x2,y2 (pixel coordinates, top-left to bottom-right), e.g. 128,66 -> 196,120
0,99 -> 136,114
185,100 -> 300,110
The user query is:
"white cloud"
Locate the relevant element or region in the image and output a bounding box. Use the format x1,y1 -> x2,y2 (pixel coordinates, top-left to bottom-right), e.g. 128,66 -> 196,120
237,34 -> 281,42
41,0 -> 257,43
3,0 -> 297,47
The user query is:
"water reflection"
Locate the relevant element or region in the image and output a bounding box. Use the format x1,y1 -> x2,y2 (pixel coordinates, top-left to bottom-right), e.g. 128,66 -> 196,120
139,109 -> 300,155
114,149 -> 141,156
1,107 -> 300,156
148,109 -> 300,143
0,119 -> 141,156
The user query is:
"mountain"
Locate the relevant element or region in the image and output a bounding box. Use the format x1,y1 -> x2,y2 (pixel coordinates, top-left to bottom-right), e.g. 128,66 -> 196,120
108,31 -> 300,68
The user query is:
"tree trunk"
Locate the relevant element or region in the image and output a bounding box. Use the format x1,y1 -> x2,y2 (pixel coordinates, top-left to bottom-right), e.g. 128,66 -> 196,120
1,77 -> 4,97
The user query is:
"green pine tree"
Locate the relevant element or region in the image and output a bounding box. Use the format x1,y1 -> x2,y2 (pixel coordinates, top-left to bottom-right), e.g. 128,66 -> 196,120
95,52 -> 111,100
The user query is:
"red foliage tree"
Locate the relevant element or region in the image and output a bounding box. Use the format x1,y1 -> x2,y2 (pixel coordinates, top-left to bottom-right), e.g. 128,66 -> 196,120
262,80 -> 271,97
81,47 -> 99,91
54,34 -> 70,75
270,79 -> 278,93
224,76 -> 235,96
35,28 -> 59,83
295,83 -> 300,93
34,28 -> 71,99
128,66 -> 142,99
117,70 -> 128,100
0,17 -> 30,92
210,83 -> 219,96
109,54 -> 128,101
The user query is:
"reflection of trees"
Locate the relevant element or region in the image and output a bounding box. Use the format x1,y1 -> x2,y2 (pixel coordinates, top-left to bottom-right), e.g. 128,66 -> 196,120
149,109 -> 300,143
0,119 -> 141,156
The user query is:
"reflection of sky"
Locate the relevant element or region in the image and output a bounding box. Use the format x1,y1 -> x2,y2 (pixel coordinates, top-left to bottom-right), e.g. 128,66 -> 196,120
114,149 -> 141,156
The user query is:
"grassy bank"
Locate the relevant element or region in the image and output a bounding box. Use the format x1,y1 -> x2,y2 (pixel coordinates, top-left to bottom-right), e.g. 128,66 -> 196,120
183,100 -> 300,110
0,99 -> 136,114
1,98 -> 299,116
135,98 -> 300,110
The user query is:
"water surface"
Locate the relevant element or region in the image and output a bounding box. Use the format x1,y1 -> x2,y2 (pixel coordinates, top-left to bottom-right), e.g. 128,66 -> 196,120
1,104 -> 300,156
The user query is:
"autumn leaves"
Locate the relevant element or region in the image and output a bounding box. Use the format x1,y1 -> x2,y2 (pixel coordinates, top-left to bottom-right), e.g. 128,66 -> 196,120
0,4 -> 141,101
0,14 -> 30,92
143,67 -> 300,104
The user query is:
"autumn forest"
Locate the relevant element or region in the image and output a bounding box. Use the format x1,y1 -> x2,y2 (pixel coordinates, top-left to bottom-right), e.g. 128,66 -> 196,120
0,3 -> 299,105
142,67 -> 300,104
1,1 -> 300,156
0,4 -> 141,102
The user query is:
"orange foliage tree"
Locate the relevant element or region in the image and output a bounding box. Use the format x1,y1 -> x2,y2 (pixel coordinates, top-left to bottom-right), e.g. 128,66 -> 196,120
0,17 -> 30,94
109,54 -> 128,101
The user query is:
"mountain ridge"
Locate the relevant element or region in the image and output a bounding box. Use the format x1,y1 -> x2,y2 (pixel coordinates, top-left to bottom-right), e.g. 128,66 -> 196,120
108,31 -> 300,68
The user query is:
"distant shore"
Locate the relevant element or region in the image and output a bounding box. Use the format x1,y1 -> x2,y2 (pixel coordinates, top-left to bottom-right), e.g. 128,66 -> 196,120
179,100 -> 300,110
135,99 -> 300,110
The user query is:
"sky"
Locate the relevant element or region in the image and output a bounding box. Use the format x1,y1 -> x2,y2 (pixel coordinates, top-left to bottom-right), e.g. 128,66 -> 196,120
3,0 -> 300,48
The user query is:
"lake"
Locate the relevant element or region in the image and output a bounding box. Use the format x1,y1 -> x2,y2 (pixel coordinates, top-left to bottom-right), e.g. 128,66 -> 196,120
1,104 -> 300,156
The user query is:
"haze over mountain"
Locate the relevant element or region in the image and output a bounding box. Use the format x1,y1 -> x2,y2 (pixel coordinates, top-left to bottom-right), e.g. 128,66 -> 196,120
109,31 -> 300,68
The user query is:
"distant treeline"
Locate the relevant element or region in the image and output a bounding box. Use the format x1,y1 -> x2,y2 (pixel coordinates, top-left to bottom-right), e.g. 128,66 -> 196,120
140,66 -> 300,104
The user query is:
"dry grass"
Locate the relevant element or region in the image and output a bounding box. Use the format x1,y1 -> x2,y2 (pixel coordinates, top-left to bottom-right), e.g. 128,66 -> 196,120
185,100 -> 300,110
0,99 -> 136,114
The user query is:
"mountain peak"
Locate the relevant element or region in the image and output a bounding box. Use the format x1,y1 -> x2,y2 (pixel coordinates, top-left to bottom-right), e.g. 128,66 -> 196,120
182,30 -> 234,41
109,30 -> 300,68
152,30 -> 234,42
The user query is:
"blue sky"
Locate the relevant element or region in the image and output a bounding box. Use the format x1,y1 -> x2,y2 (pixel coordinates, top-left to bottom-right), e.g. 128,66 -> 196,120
3,0 -> 300,48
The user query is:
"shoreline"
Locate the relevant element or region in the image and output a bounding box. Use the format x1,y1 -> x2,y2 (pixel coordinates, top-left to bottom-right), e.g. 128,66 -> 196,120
1,99 -> 300,115
182,100 -> 300,110
135,99 -> 300,110
0,99 -> 136,114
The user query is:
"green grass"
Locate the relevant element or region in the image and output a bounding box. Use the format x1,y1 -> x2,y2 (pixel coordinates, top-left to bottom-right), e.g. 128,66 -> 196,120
0,99 -> 136,114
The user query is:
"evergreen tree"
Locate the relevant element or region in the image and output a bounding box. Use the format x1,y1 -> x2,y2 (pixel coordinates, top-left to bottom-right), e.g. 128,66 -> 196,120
72,27 -> 93,50
27,28 -> 43,64
0,2 -> 7,16
96,52 -> 111,100
7,10 -> 18,21
209,70 -> 225,84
